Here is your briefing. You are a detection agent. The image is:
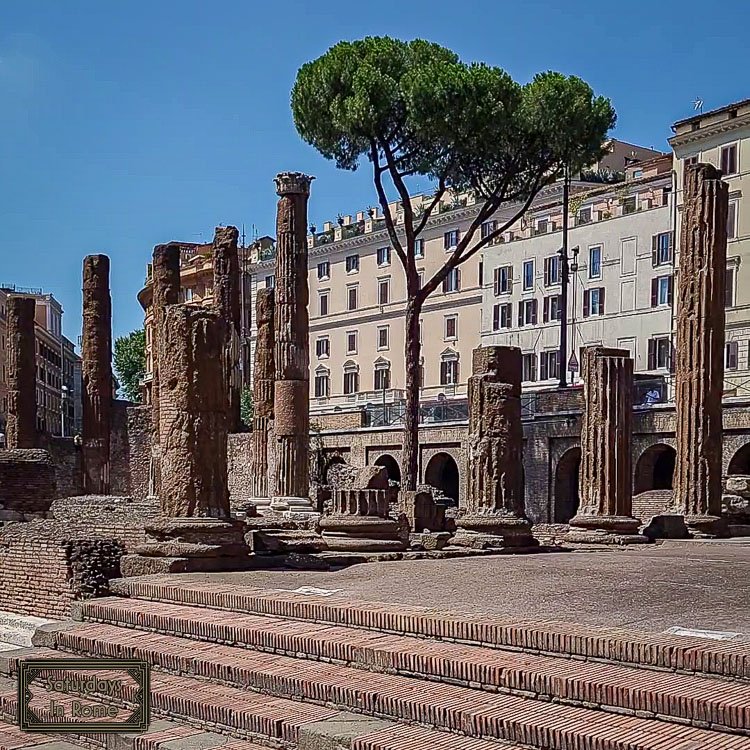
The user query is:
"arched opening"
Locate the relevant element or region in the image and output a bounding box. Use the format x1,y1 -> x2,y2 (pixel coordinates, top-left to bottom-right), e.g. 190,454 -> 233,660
323,455 -> 346,484
554,447 -> 581,523
424,452 -> 460,507
374,454 -> 401,484
634,444 -> 676,494
728,443 -> 750,475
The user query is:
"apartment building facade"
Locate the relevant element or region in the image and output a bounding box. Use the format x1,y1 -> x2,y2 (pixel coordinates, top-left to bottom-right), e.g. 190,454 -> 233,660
0,286 -> 82,439
669,99 -> 750,396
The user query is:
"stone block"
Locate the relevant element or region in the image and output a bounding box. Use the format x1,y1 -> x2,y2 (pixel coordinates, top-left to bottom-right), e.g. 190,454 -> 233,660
725,475 -> 750,497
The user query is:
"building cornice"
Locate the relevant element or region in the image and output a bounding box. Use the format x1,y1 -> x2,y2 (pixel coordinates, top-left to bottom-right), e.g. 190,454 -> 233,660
669,114 -> 750,149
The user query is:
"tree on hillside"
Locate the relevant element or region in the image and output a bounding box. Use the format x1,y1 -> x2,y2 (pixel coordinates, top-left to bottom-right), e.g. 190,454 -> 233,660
291,37 -> 615,491
113,329 -> 146,403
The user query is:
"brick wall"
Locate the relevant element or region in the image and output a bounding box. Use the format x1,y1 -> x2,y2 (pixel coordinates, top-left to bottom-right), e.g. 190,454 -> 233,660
312,411 -> 365,431
45,437 -> 83,497
110,400 -> 132,495
0,520 -> 124,619
120,405 -> 153,500
0,449 -> 57,521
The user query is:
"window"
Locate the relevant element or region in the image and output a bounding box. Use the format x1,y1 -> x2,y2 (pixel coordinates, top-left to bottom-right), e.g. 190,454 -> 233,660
518,299 -> 538,327
445,315 -> 457,340
726,267 -> 735,308
522,353 -> 537,382
184,287 -> 193,302
478,261 -> 483,287
444,229 -> 460,250
374,365 -> 391,391
523,260 -> 534,290
315,337 -> 330,359
481,220 -> 497,239
535,218 -> 549,235
442,268 -> 461,293
317,261 -> 330,280
378,278 -> 390,305
440,357 -> 459,385
578,206 -> 592,225
345,254 -> 360,273
589,246 -> 602,279
544,255 -> 560,286
622,195 -> 637,215
494,265 -> 512,295
346,331 -> 357,354
721,144 -> 738,176
543,295 -> 561,323
583,287 -> 605,317
265,275 -> 275,289
652,232 -> 673,266
414,238 -> 424,258
650,275 -> 673,307
347,285 -> 358,311
377,326 -> 389,350
418,270 -> 424,289
728,202 -> 737,239
377,246 -> 391,266
648,337 -> 672,370
492,303 -> 512,330
685,155 -> 698,167
314,370 -> 330,398
540,351 -> 560,381
319,292 -> 329,316
343,368 -> 359,395
726,341 -> 739,371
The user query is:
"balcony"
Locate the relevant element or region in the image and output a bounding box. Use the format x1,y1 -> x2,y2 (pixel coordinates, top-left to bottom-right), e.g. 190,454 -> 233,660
362,397 -> 468,428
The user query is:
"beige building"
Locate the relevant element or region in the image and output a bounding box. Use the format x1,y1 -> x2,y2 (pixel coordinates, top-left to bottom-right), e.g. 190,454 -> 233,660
669,98 -> 750,396
0,286 -> 81,438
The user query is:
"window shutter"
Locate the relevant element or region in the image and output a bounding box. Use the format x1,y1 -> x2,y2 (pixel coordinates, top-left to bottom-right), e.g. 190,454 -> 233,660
531,299 -> 538,325
505,304 -> 512,328
543,297 -> 549,323
651,235 -> 658,266
518,302 -> 523,327
650,278 -> 658,307
493,304 -> 500,331
442,276 -> 448,293
667,276 -> 674,305
544,258 -> 550,286
456,268 -> 461,290
648,339 -> 656,370
669,343 -> 676,373
540,354 -> 548,381
494,268 -> 500,296
583,289 -> 590,318
599,288 -> 605,315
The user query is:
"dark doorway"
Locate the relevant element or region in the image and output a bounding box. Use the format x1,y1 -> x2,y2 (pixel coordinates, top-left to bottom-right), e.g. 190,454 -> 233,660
424,452 -> 460,507
634,444 -> 676,494
374,454 -> 401,483
554,447 -> 581,523
728,443 -> 750,475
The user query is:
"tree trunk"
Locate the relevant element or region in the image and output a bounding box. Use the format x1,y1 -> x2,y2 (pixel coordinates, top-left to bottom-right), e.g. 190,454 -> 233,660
402,298 -> 422,491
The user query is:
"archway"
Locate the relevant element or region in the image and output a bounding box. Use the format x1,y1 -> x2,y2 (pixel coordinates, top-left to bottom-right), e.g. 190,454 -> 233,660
634,444 -> 676,494
728,443 -> 750,475
374,454 -> 401,484
424,452 -> 460,506
323,455 -> 346,484
554,447 -> 581,523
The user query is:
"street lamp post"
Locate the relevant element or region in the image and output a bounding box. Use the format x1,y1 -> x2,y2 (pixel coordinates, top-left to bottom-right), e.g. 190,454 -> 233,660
558,166 -> 571,388
60,385 -> 68,438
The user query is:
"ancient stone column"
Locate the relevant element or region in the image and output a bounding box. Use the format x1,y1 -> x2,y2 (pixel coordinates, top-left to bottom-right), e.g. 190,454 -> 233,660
5,296 -> 37,449
213,225 -> 242,433
121,304 -> 248,576
149,243 -> 181,497
671,162 -> 729,537
452,346 -> 536,548
249,287 -> 275,510
567,346 -> 644,544
271,172 -> 315,513
81,255 -> 112,495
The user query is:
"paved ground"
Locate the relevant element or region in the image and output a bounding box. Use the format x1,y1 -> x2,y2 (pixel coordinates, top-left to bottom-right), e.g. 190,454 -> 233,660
171,539 -> 750,636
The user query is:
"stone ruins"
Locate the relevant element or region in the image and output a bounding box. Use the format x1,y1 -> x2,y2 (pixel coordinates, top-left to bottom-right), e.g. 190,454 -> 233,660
5,296 -> 37,450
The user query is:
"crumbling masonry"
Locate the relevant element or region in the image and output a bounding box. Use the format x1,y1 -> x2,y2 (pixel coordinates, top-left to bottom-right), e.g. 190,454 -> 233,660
5,296 -> 37,449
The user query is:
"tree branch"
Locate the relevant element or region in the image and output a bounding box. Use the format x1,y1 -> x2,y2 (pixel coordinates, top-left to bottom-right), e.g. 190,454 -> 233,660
414,177 -> 447,237
370,141 -> 408,268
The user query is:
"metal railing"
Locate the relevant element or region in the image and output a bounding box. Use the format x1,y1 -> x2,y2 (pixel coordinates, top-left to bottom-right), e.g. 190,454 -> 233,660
363,398 -> 469,428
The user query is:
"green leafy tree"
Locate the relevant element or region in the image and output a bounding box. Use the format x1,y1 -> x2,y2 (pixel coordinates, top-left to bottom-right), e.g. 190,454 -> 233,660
292,37 -> 615,490
113,329 -> 146,403
240,385 -> 254,429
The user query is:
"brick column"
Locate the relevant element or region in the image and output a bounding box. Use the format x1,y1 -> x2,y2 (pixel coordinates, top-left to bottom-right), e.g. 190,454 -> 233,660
5,296 -> 37,449
149,243 -> 181,497
249,287 -> 275,510
213,226 -> 242,433
271,171 -> 315,514
122,304 -> 248,576
671,163 -> 729,537
452,346 -> 536,548
567,346 -> 644,544
81,255 -> 112,495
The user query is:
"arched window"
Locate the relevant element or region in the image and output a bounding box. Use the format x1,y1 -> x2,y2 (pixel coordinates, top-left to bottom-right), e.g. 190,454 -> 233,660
440,348 -> 459,386
374,357 -> 391,391
343,360 -> 360,395
314,365 -> 330,398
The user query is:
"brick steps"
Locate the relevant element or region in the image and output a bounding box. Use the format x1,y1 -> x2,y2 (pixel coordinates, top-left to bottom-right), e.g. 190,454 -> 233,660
74,597 -> 750,734
7,626 -> 750,750
110,578 -> 750,681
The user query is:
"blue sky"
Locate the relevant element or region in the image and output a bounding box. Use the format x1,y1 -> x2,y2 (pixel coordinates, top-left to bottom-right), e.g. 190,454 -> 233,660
1,0 -> 747,342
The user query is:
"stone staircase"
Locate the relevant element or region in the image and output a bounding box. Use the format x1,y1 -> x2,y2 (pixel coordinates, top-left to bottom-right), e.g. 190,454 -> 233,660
1,577 -> 750,750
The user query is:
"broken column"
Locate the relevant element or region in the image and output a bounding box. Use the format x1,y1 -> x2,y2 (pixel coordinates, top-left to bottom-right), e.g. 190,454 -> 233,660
567,346 -> 645,544
81,255 -> 112,495
213,225 -> 242,433
5,296 -> 37,449
149,243 -> 181,497
671,163 -> 729,537
452,346 -> 536,548
249,287 -> 275,510
271,171 -> 315,514
121,304 -> 248,575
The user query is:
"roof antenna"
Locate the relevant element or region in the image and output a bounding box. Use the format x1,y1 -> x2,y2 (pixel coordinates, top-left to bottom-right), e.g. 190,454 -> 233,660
693,97 -> 704,113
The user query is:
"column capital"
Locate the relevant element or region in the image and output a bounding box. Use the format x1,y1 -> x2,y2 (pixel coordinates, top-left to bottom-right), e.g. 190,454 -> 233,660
274,172 -> 314,197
